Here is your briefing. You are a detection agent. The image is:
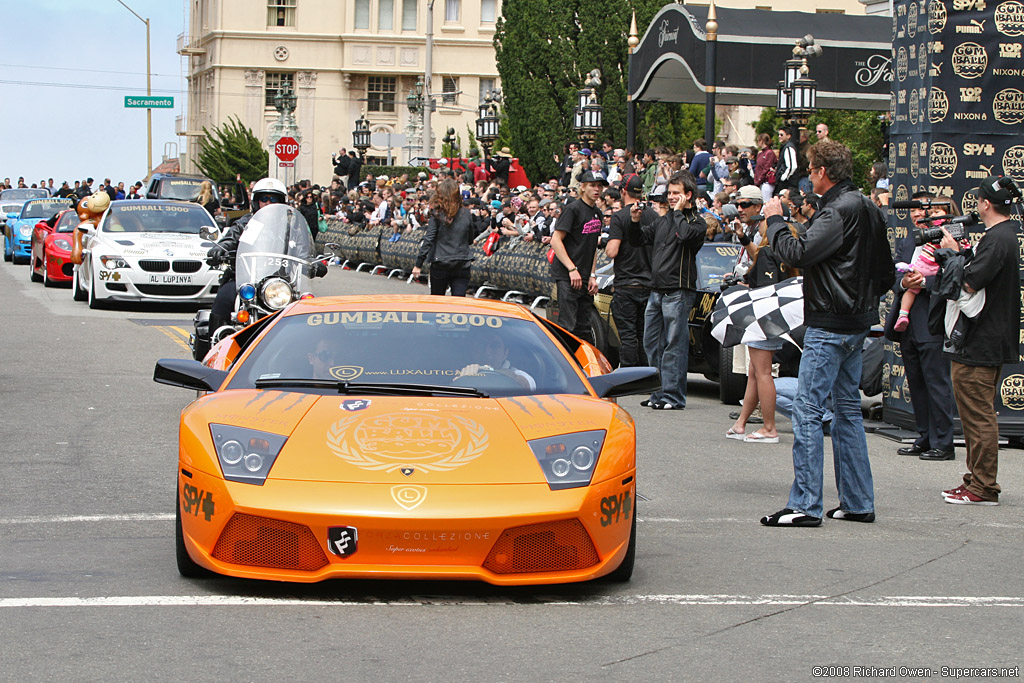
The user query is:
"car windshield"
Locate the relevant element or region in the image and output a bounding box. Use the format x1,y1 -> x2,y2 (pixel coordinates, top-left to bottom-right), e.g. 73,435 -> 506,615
219,181 -> 248,209
226,311 -> 590,398
22,198 -> 73,219
2,203 -> 22,215
102,202 -> 215,234
1,188 -> 48,201
56,210 -> 78,233
698,243 -> 742,290
158,178 -> 211,201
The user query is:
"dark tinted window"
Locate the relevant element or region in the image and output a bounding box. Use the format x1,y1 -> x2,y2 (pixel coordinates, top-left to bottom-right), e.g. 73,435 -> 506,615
103,203 -> 215,234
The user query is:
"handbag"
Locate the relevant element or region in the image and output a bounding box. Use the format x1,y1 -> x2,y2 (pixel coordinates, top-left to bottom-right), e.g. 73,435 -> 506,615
317,217 -> 328,233
483,231 -> 500,256
766,167 -> 777,185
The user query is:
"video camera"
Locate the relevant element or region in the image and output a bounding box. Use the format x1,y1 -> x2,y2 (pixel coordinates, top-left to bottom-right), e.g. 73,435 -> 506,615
912,212 -> 976,246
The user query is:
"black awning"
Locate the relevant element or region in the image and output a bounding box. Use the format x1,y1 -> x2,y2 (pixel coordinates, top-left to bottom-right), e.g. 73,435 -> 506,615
630,5 -> 892,111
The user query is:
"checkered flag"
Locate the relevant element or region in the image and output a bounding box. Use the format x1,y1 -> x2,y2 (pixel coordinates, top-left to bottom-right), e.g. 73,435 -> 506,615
710,277 -> 805,349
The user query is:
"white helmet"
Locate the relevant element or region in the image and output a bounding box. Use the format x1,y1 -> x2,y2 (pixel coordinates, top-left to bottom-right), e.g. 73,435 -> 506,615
251,177 -> 287,205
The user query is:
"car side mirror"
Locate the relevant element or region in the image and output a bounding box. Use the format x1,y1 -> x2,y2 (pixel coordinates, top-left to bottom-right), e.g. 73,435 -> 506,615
200,226 -> 220,241
77,223 -> 94,235
6,213 -> 16,220
154,358 -> 228,392
587,366 -> 661,399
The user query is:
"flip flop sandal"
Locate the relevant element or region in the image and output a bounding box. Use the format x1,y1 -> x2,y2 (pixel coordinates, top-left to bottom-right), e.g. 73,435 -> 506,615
743,432 -> 780,444
726,428 -> 747,440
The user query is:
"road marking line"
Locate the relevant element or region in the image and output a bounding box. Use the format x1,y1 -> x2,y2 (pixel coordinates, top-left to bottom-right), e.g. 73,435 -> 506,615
0,513 -> 174,525
0,595 -> 1020,608
170,325 -> 191,341
155,325 -> 190,352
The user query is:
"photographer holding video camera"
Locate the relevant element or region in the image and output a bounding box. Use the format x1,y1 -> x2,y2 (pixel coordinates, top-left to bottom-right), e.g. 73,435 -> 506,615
935,175 -> 1022,506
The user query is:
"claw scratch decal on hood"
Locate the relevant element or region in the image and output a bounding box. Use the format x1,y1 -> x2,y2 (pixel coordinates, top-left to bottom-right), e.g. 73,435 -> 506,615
526,396 -> 554,418
547,395 -> 571,413
244,390 -> 292,412
284,393 -> 314,412
505,397 -> 531,415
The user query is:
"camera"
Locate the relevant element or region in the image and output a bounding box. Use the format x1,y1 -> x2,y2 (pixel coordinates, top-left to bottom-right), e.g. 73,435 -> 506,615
720,273 -> 740,291
912,213 -> 974,246
634,201 -> 648,212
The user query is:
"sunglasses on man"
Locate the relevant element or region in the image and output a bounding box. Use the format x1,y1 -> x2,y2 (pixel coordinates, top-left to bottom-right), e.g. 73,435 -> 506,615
736,201 -> 758,209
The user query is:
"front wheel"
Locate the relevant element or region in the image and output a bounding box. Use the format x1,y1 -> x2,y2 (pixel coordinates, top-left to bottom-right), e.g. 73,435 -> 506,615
87,270 -> 105,310
605,506 -> 636,583
72,268 -> 86,301
3,234 -> 11,262
30,256 -> 42,282
718,344 -> 747,405
176,491 -> 213,579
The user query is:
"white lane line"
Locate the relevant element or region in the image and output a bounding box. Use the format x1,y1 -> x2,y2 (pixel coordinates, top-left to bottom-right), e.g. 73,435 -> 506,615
0,513 -> 174,525
0,595 -> 1021,608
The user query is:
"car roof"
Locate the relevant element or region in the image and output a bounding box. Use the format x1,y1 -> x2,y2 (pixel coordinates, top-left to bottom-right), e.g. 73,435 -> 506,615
108,199 -> 202,207
283,295 -> 538,320
151,173 -> 212,182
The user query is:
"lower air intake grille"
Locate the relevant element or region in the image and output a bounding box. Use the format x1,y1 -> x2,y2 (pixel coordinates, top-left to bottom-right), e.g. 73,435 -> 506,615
483,519 -> 599,574
135,284 -> 205,296
212,513 -> 328,571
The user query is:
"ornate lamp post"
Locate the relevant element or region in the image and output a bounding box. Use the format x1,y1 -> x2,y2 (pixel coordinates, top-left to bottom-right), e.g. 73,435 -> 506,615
776,35 -> 822,137
352,113 -> 371,160
475,90 -> 501,158
573,69 -> 602,149
441,127 -> 460,173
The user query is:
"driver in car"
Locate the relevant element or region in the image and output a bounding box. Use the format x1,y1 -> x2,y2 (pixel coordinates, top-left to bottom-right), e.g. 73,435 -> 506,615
307,338 -> 336,380
454,331 -> 536,391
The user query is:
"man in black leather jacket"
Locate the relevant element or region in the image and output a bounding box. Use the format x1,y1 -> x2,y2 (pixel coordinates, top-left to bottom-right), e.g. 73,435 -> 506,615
759,140 -> 894,527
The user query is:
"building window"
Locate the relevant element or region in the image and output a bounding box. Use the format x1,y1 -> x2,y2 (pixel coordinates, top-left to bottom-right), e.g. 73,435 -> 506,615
267,0 -> 295,27
445,0 -> 460,22
355,0 -> 370,29
481,0 -> 496,23
442,76 -> 458,105
265,72 -> 294,107
379,0 -> 394,30
402,0 -> 417,30
368,76 -> 397,112
478,78 -> 494,103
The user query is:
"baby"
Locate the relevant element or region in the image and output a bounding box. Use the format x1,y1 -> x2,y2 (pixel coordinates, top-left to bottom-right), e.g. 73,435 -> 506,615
894,236 -> 968,332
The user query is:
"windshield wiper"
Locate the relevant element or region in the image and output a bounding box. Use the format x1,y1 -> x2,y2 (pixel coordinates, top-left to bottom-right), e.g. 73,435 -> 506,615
253,378 -> 488,397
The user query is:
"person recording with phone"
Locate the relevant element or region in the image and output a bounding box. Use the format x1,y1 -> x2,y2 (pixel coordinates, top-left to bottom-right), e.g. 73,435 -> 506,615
936,176 -> 1022,506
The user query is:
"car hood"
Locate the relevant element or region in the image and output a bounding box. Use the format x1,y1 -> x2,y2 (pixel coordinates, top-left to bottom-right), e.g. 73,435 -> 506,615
99,232 -> 210,258
194,391 -> 615,485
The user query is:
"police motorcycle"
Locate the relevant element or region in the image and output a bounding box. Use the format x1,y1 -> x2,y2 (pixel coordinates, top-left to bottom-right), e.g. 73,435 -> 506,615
190,202 -> 335,361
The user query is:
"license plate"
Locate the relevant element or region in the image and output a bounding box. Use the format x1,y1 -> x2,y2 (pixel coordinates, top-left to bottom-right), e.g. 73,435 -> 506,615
149,274 -> 194,284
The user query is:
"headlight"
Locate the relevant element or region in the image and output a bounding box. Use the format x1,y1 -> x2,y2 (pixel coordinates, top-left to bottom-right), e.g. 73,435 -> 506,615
100,255 -> 129,269
260,278 -> 293,310
209,424 -> 287,485
54,238 -> 71,251
19,226 -> 31,237
528,430 -> 605,490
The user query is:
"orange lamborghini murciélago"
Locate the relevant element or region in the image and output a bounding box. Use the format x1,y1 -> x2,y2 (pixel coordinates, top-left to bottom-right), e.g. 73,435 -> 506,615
155,295 -> 658,585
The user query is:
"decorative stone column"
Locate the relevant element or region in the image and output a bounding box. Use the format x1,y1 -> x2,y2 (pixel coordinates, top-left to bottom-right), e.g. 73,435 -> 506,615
296,71 -> 317,181
244,69 -> 265,135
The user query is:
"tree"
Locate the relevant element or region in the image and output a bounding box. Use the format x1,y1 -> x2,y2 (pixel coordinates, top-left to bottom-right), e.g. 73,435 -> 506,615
753,108 -> 885,192
196,115 -> 269,185
494,0 -> 668,183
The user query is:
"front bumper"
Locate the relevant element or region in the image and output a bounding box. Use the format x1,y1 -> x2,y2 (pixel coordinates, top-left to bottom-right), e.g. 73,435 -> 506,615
178,468 -> 636,585
94,268 -> 219,303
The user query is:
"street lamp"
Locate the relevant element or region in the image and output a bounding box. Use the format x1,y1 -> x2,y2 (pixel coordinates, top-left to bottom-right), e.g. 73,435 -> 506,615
573,69 -> 602,149
776,35 -> 821,128
116,0 -> 152,177
441,127 -> 460,173
475,90 -> 500,157
352,113 -> 371,159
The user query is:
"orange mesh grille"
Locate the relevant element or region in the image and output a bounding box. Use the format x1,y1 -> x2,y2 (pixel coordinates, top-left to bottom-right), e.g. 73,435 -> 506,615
483,519 -> 600,574
212,513 -> 328,571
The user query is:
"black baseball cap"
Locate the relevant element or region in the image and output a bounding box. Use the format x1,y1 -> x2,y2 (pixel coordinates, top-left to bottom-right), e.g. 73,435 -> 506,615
970,175 -> 1019,205
578,170 -> 609,186
619,173 -> 643,195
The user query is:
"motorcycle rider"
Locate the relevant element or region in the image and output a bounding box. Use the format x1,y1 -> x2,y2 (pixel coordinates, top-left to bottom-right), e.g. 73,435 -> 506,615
206,177 -> 327,333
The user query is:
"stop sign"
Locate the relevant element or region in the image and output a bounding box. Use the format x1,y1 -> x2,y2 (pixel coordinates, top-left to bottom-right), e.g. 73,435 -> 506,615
275,136 -> 299,162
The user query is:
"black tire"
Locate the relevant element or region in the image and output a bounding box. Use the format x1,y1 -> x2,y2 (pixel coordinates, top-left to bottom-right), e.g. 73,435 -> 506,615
588,306 -> 617,365
30,257 -> 42,282
3,235 -> 11,262
73,268 -> 86,301
43,258 -> 54,287
605,505 -> 636,582
176,490 -> 213,579
718,344 -> 747,405
87,270 -> 104,310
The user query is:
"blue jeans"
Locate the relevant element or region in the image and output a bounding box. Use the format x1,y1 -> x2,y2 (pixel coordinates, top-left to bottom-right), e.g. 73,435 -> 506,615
643,289 -> 695,407
774,377 -> 834,427
788,327 -> 873,518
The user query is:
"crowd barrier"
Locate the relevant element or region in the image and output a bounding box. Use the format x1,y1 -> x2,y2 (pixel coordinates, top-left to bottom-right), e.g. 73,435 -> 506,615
319,216 -> 611,307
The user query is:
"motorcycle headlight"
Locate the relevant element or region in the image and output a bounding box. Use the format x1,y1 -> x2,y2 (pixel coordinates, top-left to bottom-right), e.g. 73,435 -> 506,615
260,278 -> 293,310
54,238 -> 71,251
238,283 -> 257,301
209,424 -> 287,485
528,430 -> 605,490
19,226 -> 31,237
100,255 -> 129,269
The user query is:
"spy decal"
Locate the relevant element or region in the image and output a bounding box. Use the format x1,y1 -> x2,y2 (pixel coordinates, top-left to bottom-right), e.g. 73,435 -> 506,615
600,491 -> 632,527
182,482 -> 215,521
327,526 -> 359,558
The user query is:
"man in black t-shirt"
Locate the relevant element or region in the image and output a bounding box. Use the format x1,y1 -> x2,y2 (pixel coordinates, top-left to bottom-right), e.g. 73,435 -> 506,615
606,174 -> 653,366
550,170 -> 606,342
938,176 -> 1023,506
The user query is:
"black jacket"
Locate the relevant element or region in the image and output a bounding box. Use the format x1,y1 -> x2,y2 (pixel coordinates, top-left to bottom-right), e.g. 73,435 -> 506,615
415,207 -> 475,268
333,154 -> 351,176
768,180 -> 894,333
346,156 -> 363,190
627,208 -> 706,291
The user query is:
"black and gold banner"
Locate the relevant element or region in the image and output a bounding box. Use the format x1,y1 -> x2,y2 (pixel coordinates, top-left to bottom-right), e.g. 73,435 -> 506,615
885,0 -> 1024,434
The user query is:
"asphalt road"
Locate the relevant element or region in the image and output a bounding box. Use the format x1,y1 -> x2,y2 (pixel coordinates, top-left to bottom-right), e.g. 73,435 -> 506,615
0,259 -> 1021,682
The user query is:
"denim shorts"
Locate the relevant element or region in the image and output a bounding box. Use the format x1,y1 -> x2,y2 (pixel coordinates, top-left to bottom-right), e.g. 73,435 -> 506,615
747,337 -> 784,352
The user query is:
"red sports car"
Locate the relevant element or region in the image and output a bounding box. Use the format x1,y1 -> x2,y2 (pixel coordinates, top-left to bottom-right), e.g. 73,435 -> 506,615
30,208 -> 78,285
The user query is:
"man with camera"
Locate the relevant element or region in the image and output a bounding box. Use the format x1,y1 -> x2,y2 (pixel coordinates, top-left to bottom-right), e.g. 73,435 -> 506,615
937,176 -> 1022,506
888,190 -> 957,462
606,174 -> 654,367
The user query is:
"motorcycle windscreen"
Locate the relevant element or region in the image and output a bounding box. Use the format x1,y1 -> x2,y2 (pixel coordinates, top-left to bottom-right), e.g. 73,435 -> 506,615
235,204 -> 313,293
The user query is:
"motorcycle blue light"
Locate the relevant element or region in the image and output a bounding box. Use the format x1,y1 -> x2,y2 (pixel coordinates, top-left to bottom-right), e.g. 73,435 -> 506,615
239,284 -> 256,301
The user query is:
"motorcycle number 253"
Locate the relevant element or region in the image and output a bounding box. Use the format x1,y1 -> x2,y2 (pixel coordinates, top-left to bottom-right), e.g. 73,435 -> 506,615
262,256 -> 294,267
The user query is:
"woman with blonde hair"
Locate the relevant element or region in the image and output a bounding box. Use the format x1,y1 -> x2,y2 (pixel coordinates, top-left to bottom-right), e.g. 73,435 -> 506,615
195,180 -> 220,217
411,177 -> 474,296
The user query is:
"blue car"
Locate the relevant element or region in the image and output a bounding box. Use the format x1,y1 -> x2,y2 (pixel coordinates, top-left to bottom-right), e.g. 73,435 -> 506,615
4,197 -> 74,264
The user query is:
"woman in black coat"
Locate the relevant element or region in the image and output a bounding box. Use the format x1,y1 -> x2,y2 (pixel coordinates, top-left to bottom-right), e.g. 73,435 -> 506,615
411,177 -> 474,296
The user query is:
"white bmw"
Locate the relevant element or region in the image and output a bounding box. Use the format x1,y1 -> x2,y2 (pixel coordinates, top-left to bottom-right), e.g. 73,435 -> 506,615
73,200 -> 222,309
